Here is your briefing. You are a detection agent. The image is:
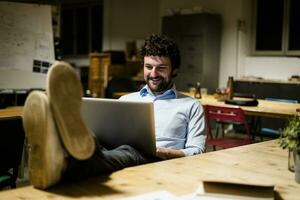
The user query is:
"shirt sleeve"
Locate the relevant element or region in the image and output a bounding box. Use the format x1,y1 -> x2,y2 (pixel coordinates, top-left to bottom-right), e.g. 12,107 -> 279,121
181,100 -> 206,156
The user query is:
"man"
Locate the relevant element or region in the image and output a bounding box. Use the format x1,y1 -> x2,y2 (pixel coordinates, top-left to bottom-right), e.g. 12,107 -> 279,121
119,34 -> 206,159
23,34 -> 206,189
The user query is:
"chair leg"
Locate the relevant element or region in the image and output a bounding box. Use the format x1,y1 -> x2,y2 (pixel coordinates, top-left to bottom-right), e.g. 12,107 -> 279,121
215,124 -> 219,139
11,182 -> 16,188
221,124 -> 225,137
255,116 -> 263,142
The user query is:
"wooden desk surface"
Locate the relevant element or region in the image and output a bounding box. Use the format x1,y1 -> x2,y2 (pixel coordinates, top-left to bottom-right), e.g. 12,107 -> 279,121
199,94 -> 299,118
0,140 -> 299,199
0,106 -> 23,118
113,92 -> 299,118
3,94 -> 298,120
2,90 -> 298,119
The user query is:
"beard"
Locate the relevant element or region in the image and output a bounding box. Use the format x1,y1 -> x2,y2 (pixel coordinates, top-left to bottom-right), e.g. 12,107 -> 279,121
146,75 -> 172,94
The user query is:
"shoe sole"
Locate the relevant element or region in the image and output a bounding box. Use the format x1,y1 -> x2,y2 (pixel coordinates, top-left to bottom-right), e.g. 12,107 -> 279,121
47,61 -> 95,160
23,91 -> 65,189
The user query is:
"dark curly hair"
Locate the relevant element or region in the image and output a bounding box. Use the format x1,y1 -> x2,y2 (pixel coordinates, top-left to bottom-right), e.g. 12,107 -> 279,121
140,34 -> 181,76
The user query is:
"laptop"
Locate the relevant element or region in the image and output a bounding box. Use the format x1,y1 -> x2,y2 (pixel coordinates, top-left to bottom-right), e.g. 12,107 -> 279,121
81,97 -> 156,156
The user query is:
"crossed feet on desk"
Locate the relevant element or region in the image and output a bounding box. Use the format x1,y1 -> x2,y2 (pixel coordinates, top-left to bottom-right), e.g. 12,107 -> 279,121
23,61 -> 96,189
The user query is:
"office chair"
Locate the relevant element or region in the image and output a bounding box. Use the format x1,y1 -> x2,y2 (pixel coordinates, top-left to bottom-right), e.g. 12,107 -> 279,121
205,105 -> 252,151
254,98 -> 299,141
213,92 -> 258,139
0,116 -> 25,189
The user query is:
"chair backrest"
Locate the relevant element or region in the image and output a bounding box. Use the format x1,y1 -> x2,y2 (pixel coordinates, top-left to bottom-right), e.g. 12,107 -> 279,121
265,98 -> 298,104
204,105 -> 251,141
0,116 -> 25,176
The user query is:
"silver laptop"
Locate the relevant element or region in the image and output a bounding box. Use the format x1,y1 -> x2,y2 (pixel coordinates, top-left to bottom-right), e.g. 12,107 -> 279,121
81,97 -> 156,156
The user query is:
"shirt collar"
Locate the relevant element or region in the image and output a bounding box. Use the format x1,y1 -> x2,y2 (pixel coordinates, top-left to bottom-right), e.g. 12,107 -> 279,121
139,85 -> 178,99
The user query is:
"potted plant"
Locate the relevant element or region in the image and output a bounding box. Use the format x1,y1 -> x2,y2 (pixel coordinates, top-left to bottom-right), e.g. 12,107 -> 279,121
279,112 -> 300,183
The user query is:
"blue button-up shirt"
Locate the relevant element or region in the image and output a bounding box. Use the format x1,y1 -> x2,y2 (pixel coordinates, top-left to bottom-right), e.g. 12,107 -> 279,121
119,85 -> 206,156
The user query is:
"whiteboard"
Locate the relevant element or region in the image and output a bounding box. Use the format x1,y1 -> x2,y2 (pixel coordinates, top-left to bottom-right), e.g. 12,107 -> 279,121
0,2 -> 55,89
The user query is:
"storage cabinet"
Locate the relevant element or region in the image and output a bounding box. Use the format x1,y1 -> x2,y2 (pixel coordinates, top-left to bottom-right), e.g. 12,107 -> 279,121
233,80 -> 300,101
234,79 -> 300,134
162,13 -> 222,93
279,84 -> 300,101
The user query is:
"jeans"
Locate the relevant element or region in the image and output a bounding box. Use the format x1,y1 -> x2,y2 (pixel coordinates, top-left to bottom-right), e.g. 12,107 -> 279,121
62,140 -> 160,181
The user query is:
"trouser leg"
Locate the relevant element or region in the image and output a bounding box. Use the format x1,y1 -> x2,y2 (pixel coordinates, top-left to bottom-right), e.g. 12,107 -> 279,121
62,141 -> 158,181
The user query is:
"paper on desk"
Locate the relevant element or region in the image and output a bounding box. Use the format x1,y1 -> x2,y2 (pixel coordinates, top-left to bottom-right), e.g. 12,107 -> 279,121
119,190 -> 179,200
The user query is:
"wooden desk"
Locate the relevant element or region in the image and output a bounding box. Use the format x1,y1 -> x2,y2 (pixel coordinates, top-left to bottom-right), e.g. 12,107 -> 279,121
0,140 -> 299,199
0,106 -> 23,119
0,106 -> 25,178
198,95 -> 299,118
113,92 -> 299,118
4,95 -> 297,119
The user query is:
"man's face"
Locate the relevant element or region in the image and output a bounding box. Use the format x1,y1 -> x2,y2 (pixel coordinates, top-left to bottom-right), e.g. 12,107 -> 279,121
143,56 -> 173,94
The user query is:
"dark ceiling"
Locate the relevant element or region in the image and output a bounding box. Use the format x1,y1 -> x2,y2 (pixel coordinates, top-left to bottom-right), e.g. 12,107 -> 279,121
2,0 -> 101,5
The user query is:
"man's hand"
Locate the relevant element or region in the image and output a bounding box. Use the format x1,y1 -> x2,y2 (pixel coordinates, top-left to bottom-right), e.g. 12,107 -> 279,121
156,147 -> 185,159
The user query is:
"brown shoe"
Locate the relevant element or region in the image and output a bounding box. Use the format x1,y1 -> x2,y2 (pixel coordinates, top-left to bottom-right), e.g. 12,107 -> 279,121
23,91 -> 67,189
47,61 -> 95,160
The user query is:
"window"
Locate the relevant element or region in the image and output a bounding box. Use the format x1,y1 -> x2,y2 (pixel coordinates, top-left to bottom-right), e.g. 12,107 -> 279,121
253,0 -> 300,56
287,0 -> 300,51
60,2 -> 103,57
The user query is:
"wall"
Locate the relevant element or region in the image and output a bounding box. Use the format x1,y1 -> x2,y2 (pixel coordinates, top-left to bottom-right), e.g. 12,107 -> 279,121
69,0 -> 300,88
244,57 -> 300,80
160,0 -> 300,87
159,0 -> 248,88
67,0 -> 160,67
103,0 -> 159,51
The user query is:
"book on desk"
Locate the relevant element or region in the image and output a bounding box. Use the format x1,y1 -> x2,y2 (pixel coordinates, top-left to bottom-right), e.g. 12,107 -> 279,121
195,180 -> 274,200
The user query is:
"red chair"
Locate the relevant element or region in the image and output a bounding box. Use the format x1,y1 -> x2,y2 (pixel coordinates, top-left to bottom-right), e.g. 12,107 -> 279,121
205,105 -> 252,150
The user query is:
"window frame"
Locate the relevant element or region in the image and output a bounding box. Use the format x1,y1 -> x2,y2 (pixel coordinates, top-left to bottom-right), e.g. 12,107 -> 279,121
252,0 -> 300,56
285,0 -> 300,55
60,1 -> 103,57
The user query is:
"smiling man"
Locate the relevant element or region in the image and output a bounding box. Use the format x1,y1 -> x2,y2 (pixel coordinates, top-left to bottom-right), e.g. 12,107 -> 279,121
120,34 -> 206,159
23,34 -> 206,190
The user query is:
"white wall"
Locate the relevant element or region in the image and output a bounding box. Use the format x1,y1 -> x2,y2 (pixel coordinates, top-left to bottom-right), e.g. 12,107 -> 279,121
244,57 -> 300,80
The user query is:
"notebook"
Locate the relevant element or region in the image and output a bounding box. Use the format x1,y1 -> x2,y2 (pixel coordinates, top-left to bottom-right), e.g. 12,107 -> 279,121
81,97 -> 156,156
196,180 -> 274,200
